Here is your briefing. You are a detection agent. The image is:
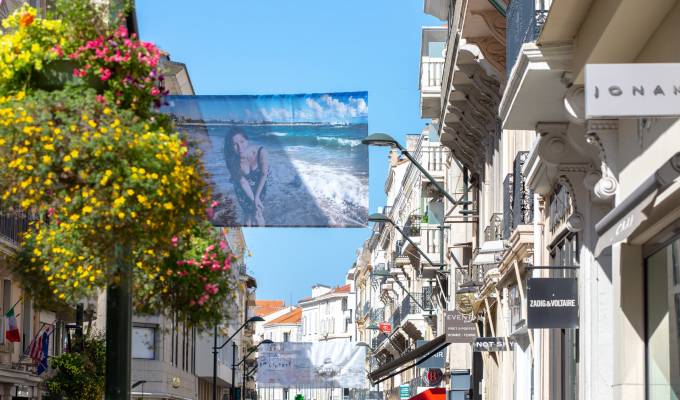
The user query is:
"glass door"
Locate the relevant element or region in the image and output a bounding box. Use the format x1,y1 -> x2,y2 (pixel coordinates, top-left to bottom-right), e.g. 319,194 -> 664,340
646,238 -> 680,399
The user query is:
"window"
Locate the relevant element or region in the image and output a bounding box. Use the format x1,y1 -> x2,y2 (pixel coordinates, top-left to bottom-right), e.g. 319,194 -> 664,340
132,326 -> 156,359
342,298 -> 348,311
646,237 -> 680,399
283,332 -> 290,342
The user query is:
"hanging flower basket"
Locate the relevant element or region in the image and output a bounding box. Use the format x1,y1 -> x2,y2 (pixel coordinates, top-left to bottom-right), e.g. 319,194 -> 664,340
32,59 -> 106,92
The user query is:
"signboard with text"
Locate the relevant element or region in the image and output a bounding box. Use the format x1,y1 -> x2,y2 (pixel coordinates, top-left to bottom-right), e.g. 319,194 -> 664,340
472,337 -> 512,352
444,311 -> 477,343
399,385 -> 410,400
527,278 -> 579,329
416,340 -> 445,369
585,63 -> 680,118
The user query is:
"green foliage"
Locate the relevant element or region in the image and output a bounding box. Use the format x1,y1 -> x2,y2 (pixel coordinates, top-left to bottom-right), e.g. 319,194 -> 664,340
44,332 -> 106,400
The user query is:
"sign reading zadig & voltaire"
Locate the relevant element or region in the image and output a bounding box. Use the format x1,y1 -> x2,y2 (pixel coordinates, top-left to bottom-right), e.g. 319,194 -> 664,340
526,277 -> 578,329
585,63 -> 680,118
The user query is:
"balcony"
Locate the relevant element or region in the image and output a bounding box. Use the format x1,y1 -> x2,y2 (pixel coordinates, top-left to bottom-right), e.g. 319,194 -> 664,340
500,1 -> 571,130
419,27 -> 447,119
484,213 -> 504,242
506,0 -> 549,76
0,212 -> 39,247
503,151 -> 533,238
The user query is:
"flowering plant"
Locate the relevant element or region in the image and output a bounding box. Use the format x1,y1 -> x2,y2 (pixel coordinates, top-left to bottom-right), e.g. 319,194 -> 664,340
136,220 -> 238,330
0,5 -> 64,91
68,24 -> 168,113
1,88 -> 206,304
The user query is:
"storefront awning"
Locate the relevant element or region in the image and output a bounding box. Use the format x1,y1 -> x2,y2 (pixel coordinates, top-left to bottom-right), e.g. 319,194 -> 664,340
595,152 -> 680,256
368,334 -> 448,384
408,388 -> 446,400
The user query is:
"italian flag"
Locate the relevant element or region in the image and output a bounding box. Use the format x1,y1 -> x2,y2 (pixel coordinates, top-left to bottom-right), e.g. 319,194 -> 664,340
5,307 -> 20,343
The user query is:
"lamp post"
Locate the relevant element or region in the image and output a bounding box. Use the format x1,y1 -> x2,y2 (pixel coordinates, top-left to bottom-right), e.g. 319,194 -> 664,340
363,133 -> 472,304
239,339 -> 273,400
213,316 -> 265,400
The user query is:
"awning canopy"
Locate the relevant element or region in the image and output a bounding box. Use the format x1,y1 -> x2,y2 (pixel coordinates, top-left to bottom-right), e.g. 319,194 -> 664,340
595,152 -> 680,256
408,388 -> 446,400
368,334 -> 448,384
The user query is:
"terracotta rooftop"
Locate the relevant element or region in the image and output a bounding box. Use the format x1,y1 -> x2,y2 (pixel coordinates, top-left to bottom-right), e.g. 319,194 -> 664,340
265,308 -> 301,325
333,284 -> 351,293
253,300 -> 286,317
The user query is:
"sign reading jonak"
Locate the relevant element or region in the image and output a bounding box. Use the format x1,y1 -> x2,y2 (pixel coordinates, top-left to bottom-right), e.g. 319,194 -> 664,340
585,63 -> 680,118
445,311 -> 477,343
527,278 -> 578,329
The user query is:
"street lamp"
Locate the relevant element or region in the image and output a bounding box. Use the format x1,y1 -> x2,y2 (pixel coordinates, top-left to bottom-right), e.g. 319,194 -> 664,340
213,316 -> 265,400
239,339 -> 273,400
364,132 -> 473,306
131,380 -> 147,400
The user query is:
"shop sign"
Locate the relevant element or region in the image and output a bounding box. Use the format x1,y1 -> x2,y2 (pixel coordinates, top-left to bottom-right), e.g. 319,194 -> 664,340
423,368 -> 443,386
378,322 -> 391,334
444,311 -> 476,343
416,340 -> 445,369
527,278 -> 578,329
472,337 -> 512,352
585,63 -> 680,118
399,384 -> 410,400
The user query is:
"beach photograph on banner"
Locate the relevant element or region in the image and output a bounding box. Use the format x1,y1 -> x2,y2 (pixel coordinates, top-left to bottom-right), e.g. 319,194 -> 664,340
256,341 -> 367,388
160,93 -> 369,228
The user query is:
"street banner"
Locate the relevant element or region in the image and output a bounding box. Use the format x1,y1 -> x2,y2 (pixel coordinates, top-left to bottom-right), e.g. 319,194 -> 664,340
160,93 -> 369,227
526,278 -> 579,329
416,340 -> 445,369
257,341 -> 367,388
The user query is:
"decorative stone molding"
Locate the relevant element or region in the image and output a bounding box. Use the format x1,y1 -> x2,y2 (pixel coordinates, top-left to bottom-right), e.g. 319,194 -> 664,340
586,120 -> 619,202
566,212 -> 584,232
470,10 -> 506,45
563,85 -> 585,125
466,36 -> 506,74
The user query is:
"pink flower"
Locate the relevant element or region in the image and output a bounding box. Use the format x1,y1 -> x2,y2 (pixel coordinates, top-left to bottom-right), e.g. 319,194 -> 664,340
219,241 -> 227,251
99,68 -> 112,81
206,207 -> 214,219
223,258 -> 231,270
95,95 -> 106,104
72,68 -> 87,78
204,283 -> 219,295
116,25 -> 128,38
197,294 -> 209,306
150,87 -> 161,96
47,208 -> 55,217
171,236 -> 179,247
52,45 -> 64,57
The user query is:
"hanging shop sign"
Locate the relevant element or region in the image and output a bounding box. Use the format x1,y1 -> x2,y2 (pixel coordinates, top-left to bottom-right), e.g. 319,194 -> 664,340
416,340 -> 446,369
472,337 -> 512,352
526,278 -> 578,329
378,322 -> 392,334
444,311 -> 477,343
399,384 -> 410,400
423,368 -> 444,386
585,63 -> 680,118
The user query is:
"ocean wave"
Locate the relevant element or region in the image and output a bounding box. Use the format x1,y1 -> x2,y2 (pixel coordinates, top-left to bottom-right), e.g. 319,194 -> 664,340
265,131 -> 289,137
316,136 -> 363,147
291,159 -> 368,211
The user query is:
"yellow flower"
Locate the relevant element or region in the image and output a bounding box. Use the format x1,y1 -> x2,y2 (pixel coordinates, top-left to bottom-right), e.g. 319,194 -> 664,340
117,212 -> 125,219
70,149 -> 79,158
163,202 -> 174,210
82,205 -> 92,214
41,155 -> 51,164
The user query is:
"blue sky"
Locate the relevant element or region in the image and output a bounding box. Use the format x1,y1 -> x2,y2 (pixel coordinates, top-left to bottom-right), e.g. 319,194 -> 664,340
136,0 -> 440,304
162,92 -> 368,124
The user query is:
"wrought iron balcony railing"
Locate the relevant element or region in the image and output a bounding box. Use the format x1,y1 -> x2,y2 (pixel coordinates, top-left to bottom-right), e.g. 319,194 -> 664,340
0,212 -> 39,245
484,213 -> 504,242
506,0 -> 549,76
503,151 -> 533,237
